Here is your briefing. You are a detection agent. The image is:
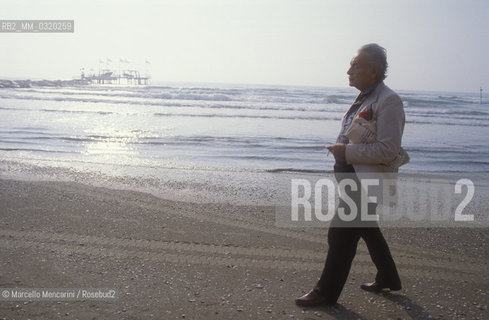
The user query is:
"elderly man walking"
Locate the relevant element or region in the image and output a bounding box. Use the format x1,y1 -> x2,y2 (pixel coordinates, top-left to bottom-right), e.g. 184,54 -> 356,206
296,43 -> 404,306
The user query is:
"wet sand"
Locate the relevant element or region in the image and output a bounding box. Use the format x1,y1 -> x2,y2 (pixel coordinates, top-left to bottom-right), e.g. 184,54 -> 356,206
0,178 -> 487,319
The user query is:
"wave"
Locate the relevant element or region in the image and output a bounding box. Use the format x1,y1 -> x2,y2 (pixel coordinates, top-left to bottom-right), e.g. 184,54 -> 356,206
1,92 -> 348,114
5,102 -> 487,125
0,91 -> 237,104
409,159 -> 489,166
401,95 -> 477,107
149,93 -> 233,101
3,90 -> 486,126
0,147 -> 74,154
152,112 -> 488,126
153,112 -> 342,121
0,129 -> 48,136
4,86 -> 481,108
9,86 -> 240,99
40,108 -> 114,115
406,108 -> 489,116
0,88 -> 349,106
266,168 -> 332,174
0,135 -> 330,161
36,103 -> 342,113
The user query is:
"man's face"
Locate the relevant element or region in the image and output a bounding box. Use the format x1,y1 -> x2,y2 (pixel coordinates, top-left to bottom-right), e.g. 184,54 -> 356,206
347,51 -> 378,92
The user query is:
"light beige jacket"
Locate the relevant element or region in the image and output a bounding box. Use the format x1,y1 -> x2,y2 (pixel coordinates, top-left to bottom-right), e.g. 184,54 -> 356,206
345,82 -> 405,174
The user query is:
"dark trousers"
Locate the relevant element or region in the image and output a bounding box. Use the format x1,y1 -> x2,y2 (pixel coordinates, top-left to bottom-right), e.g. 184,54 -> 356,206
315,174 -> 401,303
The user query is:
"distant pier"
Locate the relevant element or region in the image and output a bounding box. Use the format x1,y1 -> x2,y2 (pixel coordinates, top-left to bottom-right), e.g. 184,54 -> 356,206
81,69 -> 150,85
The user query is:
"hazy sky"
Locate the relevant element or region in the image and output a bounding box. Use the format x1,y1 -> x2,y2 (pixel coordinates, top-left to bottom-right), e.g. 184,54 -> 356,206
1,0 -> 488,92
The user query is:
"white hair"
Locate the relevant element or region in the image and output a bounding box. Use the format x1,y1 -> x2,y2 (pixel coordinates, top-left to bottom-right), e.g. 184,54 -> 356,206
359,43 -> 388,81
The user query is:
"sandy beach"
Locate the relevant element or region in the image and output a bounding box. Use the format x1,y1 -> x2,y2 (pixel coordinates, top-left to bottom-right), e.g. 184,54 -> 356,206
0,178 -> 487,319
1,1 -> 489,319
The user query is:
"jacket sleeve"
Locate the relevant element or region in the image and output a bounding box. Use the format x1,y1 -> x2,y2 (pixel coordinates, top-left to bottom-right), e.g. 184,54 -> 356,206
345,94 -> 405,165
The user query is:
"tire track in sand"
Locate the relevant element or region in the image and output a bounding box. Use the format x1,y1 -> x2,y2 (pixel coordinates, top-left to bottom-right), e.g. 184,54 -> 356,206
0,229 -> 486,284
34,180 -> 484,265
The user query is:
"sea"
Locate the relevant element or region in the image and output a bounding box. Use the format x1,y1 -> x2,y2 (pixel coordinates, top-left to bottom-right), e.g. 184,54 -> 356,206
1,83 -> 488,204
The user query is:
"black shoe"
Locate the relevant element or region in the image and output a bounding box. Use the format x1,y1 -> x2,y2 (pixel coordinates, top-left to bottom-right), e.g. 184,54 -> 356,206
295,289 -> 336,307
360,281 -> 401,292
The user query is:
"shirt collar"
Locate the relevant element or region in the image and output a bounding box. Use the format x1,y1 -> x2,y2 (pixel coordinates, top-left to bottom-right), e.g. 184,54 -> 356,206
361,81 -> 381,96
